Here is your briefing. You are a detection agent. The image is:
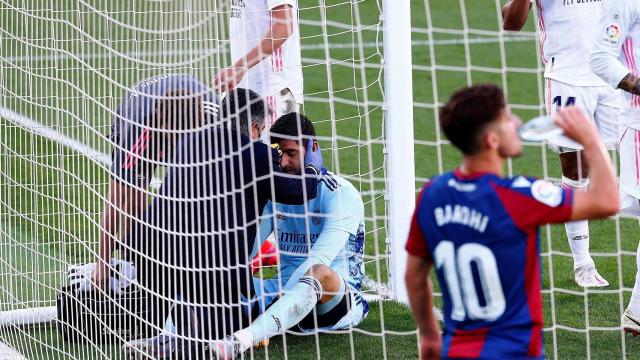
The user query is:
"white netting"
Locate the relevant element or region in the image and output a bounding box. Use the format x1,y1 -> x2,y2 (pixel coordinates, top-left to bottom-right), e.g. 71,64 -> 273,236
1,0 -> 638,359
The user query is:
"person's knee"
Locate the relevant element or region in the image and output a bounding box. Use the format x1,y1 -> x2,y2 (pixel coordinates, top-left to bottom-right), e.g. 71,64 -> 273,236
306,264 -> 334,282
305,264 -> 341,301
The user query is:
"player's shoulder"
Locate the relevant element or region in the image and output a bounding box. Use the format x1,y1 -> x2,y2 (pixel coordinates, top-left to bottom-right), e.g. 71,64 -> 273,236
494,176 -> 566,207
320,171 -> 363,203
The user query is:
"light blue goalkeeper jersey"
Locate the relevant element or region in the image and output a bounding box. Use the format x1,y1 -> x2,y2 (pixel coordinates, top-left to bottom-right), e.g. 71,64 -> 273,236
255,171 -> 366,294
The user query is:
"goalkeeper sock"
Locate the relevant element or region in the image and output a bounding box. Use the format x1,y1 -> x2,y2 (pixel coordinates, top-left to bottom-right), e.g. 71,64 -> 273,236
562,177 -> 593,269
234,276 -> 322,351
628,243 -> 640,316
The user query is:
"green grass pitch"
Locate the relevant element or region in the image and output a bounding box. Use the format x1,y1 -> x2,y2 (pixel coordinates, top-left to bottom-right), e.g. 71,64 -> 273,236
2,0 -> 640,359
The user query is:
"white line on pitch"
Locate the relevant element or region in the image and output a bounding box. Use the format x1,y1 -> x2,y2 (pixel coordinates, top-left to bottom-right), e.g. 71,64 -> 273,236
2,36 -> 532,64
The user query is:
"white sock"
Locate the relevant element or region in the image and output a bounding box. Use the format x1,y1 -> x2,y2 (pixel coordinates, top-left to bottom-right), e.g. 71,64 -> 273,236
234,276 -> 322,351
562,177 -> 593,269
628,242 -> 640,316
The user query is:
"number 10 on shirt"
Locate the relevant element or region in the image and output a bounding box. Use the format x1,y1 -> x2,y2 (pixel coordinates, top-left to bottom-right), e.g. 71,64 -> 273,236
434,241 -> 506,322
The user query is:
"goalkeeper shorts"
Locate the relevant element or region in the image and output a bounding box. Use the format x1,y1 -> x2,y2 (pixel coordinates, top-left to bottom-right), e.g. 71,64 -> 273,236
251,276 -> 369,332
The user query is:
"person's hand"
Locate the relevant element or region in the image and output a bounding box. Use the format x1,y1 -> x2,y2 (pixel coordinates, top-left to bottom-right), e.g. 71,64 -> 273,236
303,139 -> 323,172
554,107 -> 599,147
212,66 -> 247,93
419,331 -> 442,360
91,260 -> 109,289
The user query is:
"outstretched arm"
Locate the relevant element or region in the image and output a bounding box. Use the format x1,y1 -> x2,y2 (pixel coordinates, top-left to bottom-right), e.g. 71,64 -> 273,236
502,0 -> 532,31
93,179 -> 147,286
213,4 -> 295,92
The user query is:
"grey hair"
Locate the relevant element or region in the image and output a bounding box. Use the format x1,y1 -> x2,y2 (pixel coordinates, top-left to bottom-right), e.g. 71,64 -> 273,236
220,88 -> 271,137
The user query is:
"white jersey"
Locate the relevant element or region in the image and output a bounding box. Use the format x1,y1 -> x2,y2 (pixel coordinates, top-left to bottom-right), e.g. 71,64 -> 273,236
535,0 -> 607,87
590,0 -> 640,129
229,0 -> 303,102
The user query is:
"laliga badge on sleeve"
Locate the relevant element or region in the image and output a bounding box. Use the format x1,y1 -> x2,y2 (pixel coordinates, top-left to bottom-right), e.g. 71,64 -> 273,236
603,23 -> 622,46
531,180 -> 563,207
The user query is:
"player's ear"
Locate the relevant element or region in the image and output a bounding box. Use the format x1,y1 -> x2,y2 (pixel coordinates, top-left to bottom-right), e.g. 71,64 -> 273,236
312,140 -> 319,152
484,130 -> 500,151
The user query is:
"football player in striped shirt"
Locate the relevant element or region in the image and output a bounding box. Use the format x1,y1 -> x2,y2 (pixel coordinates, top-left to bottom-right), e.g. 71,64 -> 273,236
208,113 -> 368,359
213,0 -> 303,125
502,0 -> 623,288
93,74 -> 219,287
213,0 -> 305,271
405,85 -> 618,359
590,0 -> 640,335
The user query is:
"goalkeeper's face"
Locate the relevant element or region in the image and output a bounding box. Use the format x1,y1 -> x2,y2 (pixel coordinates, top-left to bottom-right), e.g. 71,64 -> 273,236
491,107 -> 523,158
278,139 -> 304,174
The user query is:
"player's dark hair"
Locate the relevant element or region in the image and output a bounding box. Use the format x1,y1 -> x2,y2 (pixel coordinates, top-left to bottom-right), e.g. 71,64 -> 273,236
439,84 -> 506,155
220,88 -> 271,137
269,112 -> 316,147
156,89 -> 203,130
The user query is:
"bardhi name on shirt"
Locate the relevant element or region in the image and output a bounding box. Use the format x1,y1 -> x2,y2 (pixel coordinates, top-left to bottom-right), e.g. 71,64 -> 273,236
434,204 -> 489,233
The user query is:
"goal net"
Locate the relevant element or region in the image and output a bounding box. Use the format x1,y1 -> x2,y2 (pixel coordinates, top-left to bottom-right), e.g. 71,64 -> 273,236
0,0 -> 636,359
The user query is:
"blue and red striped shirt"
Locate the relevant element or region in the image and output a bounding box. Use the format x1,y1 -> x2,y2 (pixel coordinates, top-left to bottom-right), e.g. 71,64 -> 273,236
406,169 -> 573,359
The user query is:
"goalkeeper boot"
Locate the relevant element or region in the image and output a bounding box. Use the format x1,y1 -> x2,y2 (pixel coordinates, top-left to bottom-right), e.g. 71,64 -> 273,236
574,264 -> 609,288
623,309 -> 640,337
208,335 -> 243,360
251,240 -> 279,274
123,333 -> 177,359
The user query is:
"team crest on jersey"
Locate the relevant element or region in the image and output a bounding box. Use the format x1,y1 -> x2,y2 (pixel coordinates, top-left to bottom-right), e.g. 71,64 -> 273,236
531,180 -> 563,207
603,23 -> 621,46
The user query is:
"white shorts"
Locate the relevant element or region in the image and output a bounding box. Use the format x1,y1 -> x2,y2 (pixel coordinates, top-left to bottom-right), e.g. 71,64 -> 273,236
620,127 -> 640,201
251,275 -> 369,332
265,88 -> 301,128
545,79 -> 622,151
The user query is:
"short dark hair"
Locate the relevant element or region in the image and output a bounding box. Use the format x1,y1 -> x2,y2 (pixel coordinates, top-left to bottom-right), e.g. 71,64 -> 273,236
439,84 -> 506,155
269,112 -> 316,147
220,88 -> 271,137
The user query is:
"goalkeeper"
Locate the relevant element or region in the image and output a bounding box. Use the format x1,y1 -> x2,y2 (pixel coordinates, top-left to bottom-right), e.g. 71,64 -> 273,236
93,74 -> 219,287
209,113 -> 369,359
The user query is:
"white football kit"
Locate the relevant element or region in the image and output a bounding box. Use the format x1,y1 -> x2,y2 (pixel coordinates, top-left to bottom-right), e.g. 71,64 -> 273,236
535,0 -> 622,150
590,0 -> 640,205
229,0 -> 303,126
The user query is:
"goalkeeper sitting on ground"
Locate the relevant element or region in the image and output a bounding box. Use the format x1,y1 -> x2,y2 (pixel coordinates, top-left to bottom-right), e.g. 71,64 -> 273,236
209,113 -> 369,359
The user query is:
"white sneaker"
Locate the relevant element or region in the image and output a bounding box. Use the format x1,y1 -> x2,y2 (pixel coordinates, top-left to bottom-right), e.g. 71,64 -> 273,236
209,335 -> 242,360
623,309 -> 640,337
123,333 -> 176,359
574,264 -> 609,288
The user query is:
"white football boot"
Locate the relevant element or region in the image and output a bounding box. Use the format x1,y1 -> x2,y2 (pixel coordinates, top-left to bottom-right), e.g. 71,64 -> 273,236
574,264 -> 609,288
623,309 -> 640,337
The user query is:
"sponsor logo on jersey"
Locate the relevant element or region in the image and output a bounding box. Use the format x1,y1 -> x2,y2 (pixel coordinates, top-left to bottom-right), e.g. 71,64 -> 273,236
603,23 -> 621,46
512,176 -> 532,188
447,178 -> 477,192
276,213 -> 286,221
531,180 -> 563,207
